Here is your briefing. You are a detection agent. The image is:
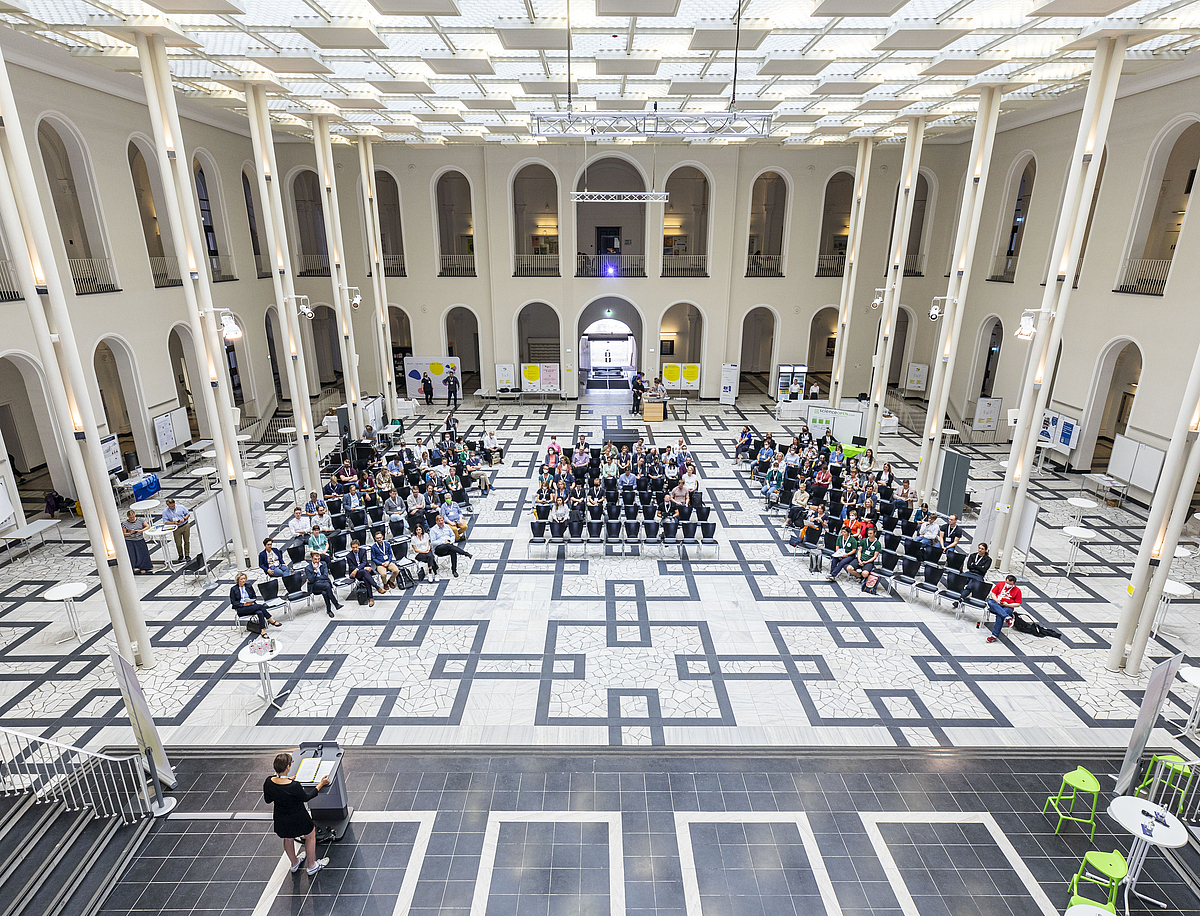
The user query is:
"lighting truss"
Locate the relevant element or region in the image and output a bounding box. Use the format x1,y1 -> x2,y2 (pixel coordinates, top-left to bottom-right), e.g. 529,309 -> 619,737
570,190 -> 670,203
532,111 -> 773,139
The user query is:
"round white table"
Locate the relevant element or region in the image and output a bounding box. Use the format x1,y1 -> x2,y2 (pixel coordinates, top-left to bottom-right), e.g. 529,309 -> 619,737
1151,579 -> 1192,638
236,637 -> 288,712
145,524 -> 178,571
1065,904 -> 1121,916
1107,795 -> 1188,912
191,465 -> 218,493
1063,525 -> 1096,578
1174,545 -> 1193,559
258,454 -> 285,490
201,449 -> 217,460
1067,496 -> 1098,526
130,498 -> 161,525
236,433 -> 252,443
1175,665 -> 1200,739
44,581 -> 91,644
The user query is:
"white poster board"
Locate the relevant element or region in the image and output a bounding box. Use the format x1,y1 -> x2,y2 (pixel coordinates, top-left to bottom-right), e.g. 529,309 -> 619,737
521,363 -> 542,391
194,490 -> 231,560
361,395 -> 385,433
905,363 -> 928,393
808,406 -> 864,443
169,406 -> 190,448
1115,654 -> 1184,794
1052,414 -> 1080,454
102,434 -> 123,474
1108,433 -> 1165,492
495,364 -> 516,389
661,363 -> 682,390
973,398 -> 1003,432
248,484 -> 268,545
1038,410 -> 1060,443
286,444 -> 304,497
540,363 -> 560,390
680,363 -> 701,391
109,647 -> 177,788
0,480 -> 13,528
720,363 -> 738,405
153,413 -> 176,455
402,357 -> 462,399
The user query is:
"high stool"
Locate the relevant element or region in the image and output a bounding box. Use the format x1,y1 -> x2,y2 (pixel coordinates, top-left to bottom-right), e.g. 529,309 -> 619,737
1134,753 -> 1193,812
1067,849 -> 1127,913
1044,766 -> 1101,840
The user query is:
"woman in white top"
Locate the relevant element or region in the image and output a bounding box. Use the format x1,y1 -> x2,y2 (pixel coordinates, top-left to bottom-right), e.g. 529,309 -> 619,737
409,526 -> 438,581
550,497 -> 570,524
857,448 -> 876,475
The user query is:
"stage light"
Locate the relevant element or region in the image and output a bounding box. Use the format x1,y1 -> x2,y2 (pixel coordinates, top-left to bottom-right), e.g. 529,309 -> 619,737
219,313 -> 242,341
1015,314 -> 1036,340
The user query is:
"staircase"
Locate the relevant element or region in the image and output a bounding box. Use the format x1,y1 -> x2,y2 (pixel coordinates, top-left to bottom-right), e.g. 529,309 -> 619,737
0,729 -> 155,916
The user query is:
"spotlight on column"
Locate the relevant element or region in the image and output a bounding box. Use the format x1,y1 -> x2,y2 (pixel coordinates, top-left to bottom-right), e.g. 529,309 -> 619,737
871,289 -> 885,309
928,297 -> 953,321
1015,314 -> 1036,340
219,313 -> 243,341
349,287 -> 362,309
289,294 -> 314,320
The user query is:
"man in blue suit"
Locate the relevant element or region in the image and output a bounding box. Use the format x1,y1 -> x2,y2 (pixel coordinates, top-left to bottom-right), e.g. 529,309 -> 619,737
346,537 -> 380,606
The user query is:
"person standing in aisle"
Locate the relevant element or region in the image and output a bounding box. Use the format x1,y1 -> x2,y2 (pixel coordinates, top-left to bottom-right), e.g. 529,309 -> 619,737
421,372 -> 434,406
263,753 -> 330,876
444,369 -> 460,409
631,373 -> 644,415
161,498 -> 191,562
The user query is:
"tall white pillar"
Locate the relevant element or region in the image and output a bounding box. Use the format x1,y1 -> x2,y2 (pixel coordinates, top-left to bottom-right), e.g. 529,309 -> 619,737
995,37 -> 1128,573
914,86 -> 1003,500
243,82 -> 321,495
830,138 -> 873,409
357,136 -> 399,417
137,32 -> 255,568
865,117 -> 926,451
0,48 -> 150,665
311,113 -> 363,438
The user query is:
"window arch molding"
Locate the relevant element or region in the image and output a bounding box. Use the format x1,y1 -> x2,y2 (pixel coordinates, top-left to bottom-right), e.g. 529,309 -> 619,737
986,150 -> 1037,282
744,167 -> 794,276
191,148 -> 236,281
507,158 -> 561,277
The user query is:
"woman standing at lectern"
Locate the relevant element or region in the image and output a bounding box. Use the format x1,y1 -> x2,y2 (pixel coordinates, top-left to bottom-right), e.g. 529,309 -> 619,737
263,752 -> 331,876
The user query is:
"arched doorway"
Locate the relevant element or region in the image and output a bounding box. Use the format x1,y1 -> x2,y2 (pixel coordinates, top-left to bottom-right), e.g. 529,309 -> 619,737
739,307 -> 775,394
807,307 -> 839,395
817,172 -> 853,276
445,307 -> 480,393
747,172 -> 787,276
168,325 -> 206,438
662,168 -> 709,277
658,303 -> 702,376
972,317 -> 1003,400
375,171 -> 405,276
0,353 -> 70,515
577,297 -> 643,390
388,306 -> 413,391
311,305 -> 343,390
94,338 -> 153,470
516,302 -> 560,366
1081,340 -> 1143,471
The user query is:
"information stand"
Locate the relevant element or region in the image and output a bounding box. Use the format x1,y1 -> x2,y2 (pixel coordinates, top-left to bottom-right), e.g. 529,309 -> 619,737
290,741 -> 352,841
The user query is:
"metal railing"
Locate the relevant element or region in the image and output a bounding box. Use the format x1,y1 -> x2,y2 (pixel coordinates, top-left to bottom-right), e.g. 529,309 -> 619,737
1136,754 -> 1199,826
297,254 -> 331,277
902,252 -> 925,277
1115,257 -> 1172,296
0,726 -> 152,825
576,253 -> 646,278
662,254 -> 708,277
0,258 -> 22,300
988,253 -> 1018,283
815,253 -> 846,277
253,253 -> 273,279
439,254 -> 476,277
745,253 -> 783,277
69,258 -> 118,294
884,388 -> 925,436
383,254 -> 405,277
514,254 -> 560,277
148,256 -> 182,288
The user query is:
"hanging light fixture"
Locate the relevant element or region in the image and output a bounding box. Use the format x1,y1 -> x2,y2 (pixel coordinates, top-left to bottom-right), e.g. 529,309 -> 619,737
1015,314 -> 1037,340
928,297 -> 955,321
219,312 -> 243,340
871,289 -> 886,309
348,286 -> 362,309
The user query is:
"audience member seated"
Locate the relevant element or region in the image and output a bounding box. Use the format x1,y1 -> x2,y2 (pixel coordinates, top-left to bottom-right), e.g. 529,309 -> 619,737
954,543 -> 992,608
372,531 -> 401,590
231,572 -> 280,634
410,525 -> 439,581
441,495 -> 469,540
940,514 -> 966,559
913,512 -> 943,558
346,537 -> 381,605
303,551 -> 342,617
304,492 -> 327,516
287,507 -> 310,541
985,575 -> 1023,643
430,515 -> 472,577
827,525 -> 860,581
259,538 -> 290,578
308,526 -> 330,564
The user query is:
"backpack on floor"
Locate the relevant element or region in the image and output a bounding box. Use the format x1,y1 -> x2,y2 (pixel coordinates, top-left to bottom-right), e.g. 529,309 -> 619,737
808,551 -> 822,574
397,566 -> 416,590
1012,612 -> 1061,639
861,572 -> 881,595
355,581 -> 371,605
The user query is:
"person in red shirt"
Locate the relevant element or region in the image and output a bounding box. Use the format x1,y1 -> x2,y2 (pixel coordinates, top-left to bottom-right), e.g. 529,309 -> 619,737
986,575 -> 1023,642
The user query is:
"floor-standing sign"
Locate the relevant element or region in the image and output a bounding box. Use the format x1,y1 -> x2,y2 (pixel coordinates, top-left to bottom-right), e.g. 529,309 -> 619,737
973,398 -> 1003,432
680,364 -> 701,391
1115,654 -> 1184,794
110,646 -> 177,813
906,363 -> 929,393
720,363 -> 738,405
495,364 -> 516,390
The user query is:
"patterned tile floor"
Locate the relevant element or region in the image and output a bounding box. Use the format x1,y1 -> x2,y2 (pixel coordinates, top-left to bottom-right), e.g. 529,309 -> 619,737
0,389 -> 1198,757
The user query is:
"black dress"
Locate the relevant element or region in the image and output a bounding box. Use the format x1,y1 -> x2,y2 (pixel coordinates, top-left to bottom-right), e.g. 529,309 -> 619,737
263,777 -> 318,838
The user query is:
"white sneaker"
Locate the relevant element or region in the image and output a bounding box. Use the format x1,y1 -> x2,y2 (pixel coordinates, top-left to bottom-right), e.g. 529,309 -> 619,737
307,857 -> 329,876
290,851 -> 306,873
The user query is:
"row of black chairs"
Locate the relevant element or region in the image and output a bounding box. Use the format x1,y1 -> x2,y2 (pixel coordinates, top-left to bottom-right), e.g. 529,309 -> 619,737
533,499 -> 711,523
530,518 -> 718,557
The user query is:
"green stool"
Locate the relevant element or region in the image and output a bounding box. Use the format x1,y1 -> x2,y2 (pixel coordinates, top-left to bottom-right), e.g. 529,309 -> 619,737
1134,753 -> 1192,811
1067,848 -> 1127,913
1044,766 -> 1101,840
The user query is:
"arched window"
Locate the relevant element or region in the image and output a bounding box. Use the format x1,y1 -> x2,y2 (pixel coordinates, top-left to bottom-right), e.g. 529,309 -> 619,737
988,157 -> 1035,282
816,171 -> 853,277
575,158 -> 646,277
376,171 -> 405,276
242,170 -> 270,279
1073,148 -> 1107,288
747,172 -> 786,277
436,171 -> 475,277
193,159 -> 235,281
37,118 -> 117,294
292,169 -> 329,276
662,167 -> 709,277
885,172 -> 930,277
128,140 -> 180,288
1118,122 -> 1200,295
512,164 -> 559,277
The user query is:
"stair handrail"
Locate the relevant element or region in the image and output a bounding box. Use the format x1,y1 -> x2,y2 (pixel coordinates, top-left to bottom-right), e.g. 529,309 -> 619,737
0,726 -> 152,824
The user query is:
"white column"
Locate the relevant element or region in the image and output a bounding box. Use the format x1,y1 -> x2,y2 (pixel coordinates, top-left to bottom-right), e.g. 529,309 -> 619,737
829,138 -> 873,408
995,37 -> 1127,573
357,137 -> 399,417
0,48 -> 149,665
312,114 -> 363,437
865,117 -> 926,450
914,87 -> 1003,500
243,83 -> 321,495
138,32 -> 255,568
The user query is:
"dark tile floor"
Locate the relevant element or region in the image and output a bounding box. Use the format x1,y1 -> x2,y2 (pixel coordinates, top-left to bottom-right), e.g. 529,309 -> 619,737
98,748 -> 1200,916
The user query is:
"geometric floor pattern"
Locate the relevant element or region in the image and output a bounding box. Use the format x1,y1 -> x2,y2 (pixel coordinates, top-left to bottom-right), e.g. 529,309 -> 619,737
1,389 -> 1199,758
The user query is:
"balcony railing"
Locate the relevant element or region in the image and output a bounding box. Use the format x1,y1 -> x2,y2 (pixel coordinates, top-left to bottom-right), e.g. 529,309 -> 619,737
662,254 -> 708,277
149,256 -> 182,288
1115,257 -> 1171,296
746,253 -> 783,277
902,252 -> 925,277
297,254 -> 331,277
815,253 -> 846,278
383,254 -> 405,277
209,255 -> 236,282
577,253 -> 646,278
988,253 -> 1018,283
439,254 -> 476,277
69,258 -> 118,294
514,254 -> 560,277
0,259 -> 22,301
253,253 -> 272,279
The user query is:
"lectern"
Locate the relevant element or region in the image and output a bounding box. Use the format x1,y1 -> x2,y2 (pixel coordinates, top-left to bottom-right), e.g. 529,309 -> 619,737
289,741 -> 352,841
